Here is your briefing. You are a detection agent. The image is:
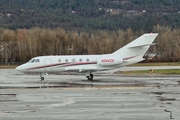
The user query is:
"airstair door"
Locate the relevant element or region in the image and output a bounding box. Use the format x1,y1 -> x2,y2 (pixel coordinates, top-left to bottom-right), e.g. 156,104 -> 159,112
45,59 -> 52,72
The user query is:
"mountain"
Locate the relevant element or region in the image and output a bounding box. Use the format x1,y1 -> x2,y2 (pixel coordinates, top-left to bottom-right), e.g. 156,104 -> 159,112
1,0 -> 180,32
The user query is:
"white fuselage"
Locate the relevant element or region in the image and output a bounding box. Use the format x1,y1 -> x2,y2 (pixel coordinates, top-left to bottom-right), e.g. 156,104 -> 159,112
16,54 -> 142,73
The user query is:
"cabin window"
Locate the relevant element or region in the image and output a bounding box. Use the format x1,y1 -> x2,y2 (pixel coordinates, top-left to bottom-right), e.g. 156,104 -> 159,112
58,59 -> 61,62
86,58 -> 89,62
65,59 -> 68,62
79,59 -> 82,62
35,59 -> 40,62
72,58 -> 76,62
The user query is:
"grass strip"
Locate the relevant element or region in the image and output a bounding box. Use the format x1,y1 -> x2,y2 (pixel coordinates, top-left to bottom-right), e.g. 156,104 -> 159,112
116,69 -> 180,74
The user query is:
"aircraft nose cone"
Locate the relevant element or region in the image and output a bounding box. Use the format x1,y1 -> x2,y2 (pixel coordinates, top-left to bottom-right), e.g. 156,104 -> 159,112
15,66 -> 21,71
15,65 -> 24,71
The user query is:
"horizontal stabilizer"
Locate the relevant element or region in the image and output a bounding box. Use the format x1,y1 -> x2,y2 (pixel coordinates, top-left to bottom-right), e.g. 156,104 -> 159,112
128,43 -> 158,48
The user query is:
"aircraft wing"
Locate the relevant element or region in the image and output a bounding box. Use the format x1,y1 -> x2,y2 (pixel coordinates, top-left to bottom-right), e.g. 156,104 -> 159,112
64,66 -> 111,72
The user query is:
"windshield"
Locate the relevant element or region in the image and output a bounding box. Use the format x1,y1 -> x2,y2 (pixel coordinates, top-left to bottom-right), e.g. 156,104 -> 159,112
28,59 -> 35,63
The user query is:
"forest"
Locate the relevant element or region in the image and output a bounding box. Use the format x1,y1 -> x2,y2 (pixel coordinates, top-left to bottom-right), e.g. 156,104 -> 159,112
0,25 -> 180,64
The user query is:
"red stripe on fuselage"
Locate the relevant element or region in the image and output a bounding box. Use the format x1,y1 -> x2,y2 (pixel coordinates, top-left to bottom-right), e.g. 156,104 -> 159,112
27,61 -> 97,70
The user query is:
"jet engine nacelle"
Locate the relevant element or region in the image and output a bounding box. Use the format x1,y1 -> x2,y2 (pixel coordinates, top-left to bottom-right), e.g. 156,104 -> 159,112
97,56 -> 123,66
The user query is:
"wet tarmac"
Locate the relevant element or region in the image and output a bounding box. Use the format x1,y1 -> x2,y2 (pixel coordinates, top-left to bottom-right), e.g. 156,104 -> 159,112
0,69 -> 180,120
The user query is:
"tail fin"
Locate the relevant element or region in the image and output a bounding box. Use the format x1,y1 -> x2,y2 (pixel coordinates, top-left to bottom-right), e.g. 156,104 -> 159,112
112,33 -> 158,62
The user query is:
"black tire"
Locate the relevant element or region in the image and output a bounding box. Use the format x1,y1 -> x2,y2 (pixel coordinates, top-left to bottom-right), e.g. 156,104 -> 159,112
41,77 -> 44,81
87,74 -> 93,80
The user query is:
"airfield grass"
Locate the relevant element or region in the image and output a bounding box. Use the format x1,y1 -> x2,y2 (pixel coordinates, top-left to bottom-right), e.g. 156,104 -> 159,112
116,69 -> 180,74
0,65 -> 17,69
131,62 -> 180,66
120,62 -> 180,74
1,62 -> 180,74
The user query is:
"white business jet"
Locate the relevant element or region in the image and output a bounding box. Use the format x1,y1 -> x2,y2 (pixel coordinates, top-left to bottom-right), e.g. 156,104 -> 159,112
16,33 -> 158,81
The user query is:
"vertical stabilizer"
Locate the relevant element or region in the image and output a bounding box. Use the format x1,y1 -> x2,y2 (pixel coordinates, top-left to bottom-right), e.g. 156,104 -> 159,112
112,33 -> 158,62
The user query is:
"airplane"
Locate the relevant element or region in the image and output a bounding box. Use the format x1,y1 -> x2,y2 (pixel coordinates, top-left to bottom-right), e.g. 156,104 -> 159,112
16,33 -> 158,81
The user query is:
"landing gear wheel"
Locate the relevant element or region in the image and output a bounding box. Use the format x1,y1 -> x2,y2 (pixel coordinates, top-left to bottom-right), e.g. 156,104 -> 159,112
39,73 -> 45,81
41,77 -> 44,81
86,74 -> 93,80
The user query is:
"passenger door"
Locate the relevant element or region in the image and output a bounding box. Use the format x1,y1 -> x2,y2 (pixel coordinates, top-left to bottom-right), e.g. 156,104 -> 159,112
45,59 -> 52,72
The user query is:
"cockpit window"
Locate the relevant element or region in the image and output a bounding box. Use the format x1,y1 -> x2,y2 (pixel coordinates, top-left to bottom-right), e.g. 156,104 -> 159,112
31,59 -> 35,63
35,59 -> 40,62
28,59 -> 35,63
27,59 -> 39,63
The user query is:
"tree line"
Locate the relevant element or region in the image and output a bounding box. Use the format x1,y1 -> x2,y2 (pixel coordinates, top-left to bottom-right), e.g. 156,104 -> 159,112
0,25 -> 180,64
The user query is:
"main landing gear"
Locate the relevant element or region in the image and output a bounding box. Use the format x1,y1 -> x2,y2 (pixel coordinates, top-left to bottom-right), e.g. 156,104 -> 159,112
86,71 -> 94,80
39,73 -> 44,81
